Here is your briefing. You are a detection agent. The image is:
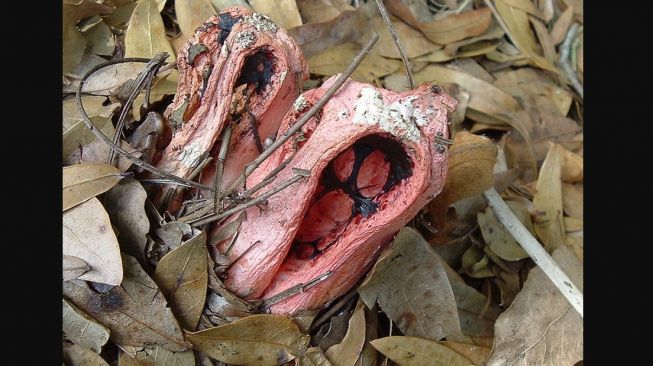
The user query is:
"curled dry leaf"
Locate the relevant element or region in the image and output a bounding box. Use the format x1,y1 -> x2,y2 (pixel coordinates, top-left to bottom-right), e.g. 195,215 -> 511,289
125,0 -> 176,60
370,336 -> 480,366
419,7 -> 492,45
550,5 -> 575,45
478,201 -> 531,261
153,231 -> 208,330
63,198 -> 123,285
186,314 -> 310,366
63,299 -> 110,354
83,20 -> 115,57
249,0 -> 303,28
358,227 -> 465,342
63,342 -> 109,366
175,0 -> 216,39
370,16 -> 442,59
63,255 -> 91,281
487,245 -> 583,366
62,0 -> 113,74
558,143 -> 583,182
103,178 -> 150,264
314,310 -> 351,350
308,42 -> 401,83
428,131 -> 497,229
296,0 -> 354,23
562,183 -> 583,219
63,163 -> 123,211
533,143 -> 566,251
325,300 -> 366,366
63,255 -> 188,352
119,346 -> 195,366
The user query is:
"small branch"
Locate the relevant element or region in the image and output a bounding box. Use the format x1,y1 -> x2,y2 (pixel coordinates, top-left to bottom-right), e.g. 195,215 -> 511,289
139,179 -> 192,187
76,53 -> 214,192
214,124 -> 233,213
558,23 -> 583,99
374,0 -> 414,89
259,271 -> 333,310
222,33 -> 380,199
482,187 -> 583,317
190,174 -> 305,227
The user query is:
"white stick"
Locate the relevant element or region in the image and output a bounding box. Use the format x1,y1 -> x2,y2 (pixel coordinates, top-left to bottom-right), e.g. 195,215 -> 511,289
482,187 -> 583,317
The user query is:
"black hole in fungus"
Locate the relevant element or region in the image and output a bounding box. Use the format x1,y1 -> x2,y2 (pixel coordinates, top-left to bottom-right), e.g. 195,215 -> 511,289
235,50 -> 274,93
217,13 -> 242,44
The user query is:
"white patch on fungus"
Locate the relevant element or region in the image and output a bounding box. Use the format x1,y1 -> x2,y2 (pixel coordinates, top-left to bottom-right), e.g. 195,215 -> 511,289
179,141 -> 204,168
352,88 -> 427,141
234,31 -> 255,48
293,94 -> 308,111
244,12 -> 278,32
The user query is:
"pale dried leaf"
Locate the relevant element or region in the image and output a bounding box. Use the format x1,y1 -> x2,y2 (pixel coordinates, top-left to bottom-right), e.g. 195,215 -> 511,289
297,0 -> 354,23
419,7 -> 492,45
119,346 -> 195,366
370,337 -> 475,366
63,255 -> 188,352
299,347 -> 334,366
371,16 -> 441,59
63,299 -> 110,353
63,96 -> 119,131
550,6 -> 574,45
211,0 -> 252,11
186,314 -> 310,366
358,227 -> 465,341
63,342 -> 109,366
326,300 -> 366,366
559,144 -> 583,182
354,305 -> 378,366
308,43 -> 401,83
478,201 -> 530,261
63,116 -> 113,160
533,143 -> 566,251
103,178 -> 150,263
64,255 -> 92,281
385,0 -> 434,28
83,20 -> 115,56
442,23 -> 505,55
63,198 -> 123,285
487,245 -> 583,366
153,231 -> 208,330
500,0 -> 544,18
529,16 -> 557,66
65,62 -> 146,96
290,10 -> 368,59
125,0 -> 176,60
175,0 -> 216,38
63,0 -> 113,74
63,163 -> 123,211
449,269 -> 501,338
562,183 -> 582,219
65,138 -> 141,173
249,0 -> 303,28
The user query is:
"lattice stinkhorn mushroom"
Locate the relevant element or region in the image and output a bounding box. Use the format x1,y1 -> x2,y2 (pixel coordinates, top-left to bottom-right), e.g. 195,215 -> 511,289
213,76 -> 456,314
154,7 -> 308,210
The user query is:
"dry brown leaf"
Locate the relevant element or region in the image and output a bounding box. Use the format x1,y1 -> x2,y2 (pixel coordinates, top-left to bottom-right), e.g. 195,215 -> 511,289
63,255 -> 189,352
493,67 -> 573,117
63,299 -> 110,354
326,300 -> 366,366
211,0 -> 252,12
358,227 -> 465,342
533,143 -> 566,251
63,342 -> 109,366
487,245 -> 583,365
494,0 -> 557,72
249,0 -> 303,29
289,10 -> 368,59
186,314 -> 310,366
308,43 -> 401,83
83,20 -> 115,57
428,132 -> 497,229
371,16 -> 442,59
448,268 -> 501,338
354,305 -> 378,366
562,183 -> 583,219
499,0 -> 544,18
296,0 -> 354,23
133,70 -> 180,120
63,0 -> 113,74
299,347 -> 334,366
153,231 -> 208,330
559,144 -> 583,182
313,310 -> 350,350
370,336 -> 478,366
175,0 -> 216,39
103,178 -> 150,263
551,6 -> 575,45
65,134 -> 141,173
63,163 -> 123,211
529,16 -> 557,66
125,0 -> 176,60
419,7 -> 492,45
439,341 -> 491,365
63,198 -> 123,285
66,62 -> 146,96
63,96 -> 119,131
63,116 -> 113,160
442,23 -> 505,56
478,201 -> 530,261
385,0 -> 435,29
118,346 -> 195,366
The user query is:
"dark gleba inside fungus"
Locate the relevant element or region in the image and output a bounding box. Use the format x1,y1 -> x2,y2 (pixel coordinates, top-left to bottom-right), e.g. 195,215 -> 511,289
293,135 -> 412,261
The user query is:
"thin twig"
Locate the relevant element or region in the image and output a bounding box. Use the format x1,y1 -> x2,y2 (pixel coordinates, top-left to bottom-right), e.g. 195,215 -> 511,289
190,174 -> 305,227
108,54 -> 166,165
222,33 -> 380,200
558,23 -> 583,98
259,271 -> 333,310
374,0 -> 414,89
482,187 -> 583,317
214,124 -> 233,213
139,179 -> 193,187
76,53 -> 214,192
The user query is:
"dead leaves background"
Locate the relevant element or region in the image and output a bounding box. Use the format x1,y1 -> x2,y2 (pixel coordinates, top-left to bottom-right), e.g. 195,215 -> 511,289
63,0 -> 583,365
